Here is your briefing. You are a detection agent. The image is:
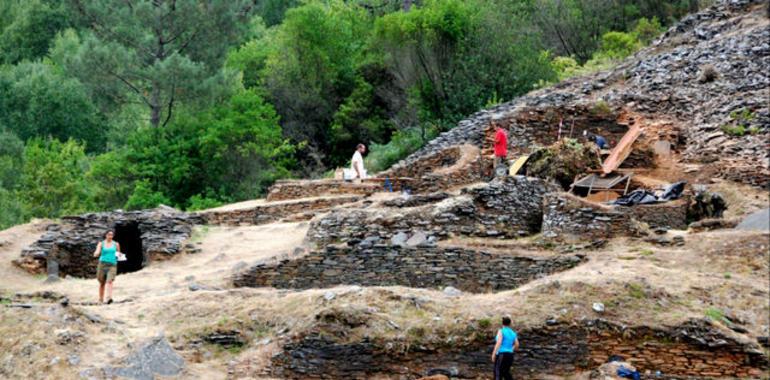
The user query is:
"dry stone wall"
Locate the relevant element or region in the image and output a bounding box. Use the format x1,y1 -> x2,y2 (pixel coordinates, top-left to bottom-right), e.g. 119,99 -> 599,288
267,319 -> 768,379
622,198 -> 690,230
542,193 -> 644,240
14,207 -> 201,279
382,145 -> 489,193
198,196 -> 361,226
266,179 -> 384,201
306,176 -> 555,246
232,245 -> 585,292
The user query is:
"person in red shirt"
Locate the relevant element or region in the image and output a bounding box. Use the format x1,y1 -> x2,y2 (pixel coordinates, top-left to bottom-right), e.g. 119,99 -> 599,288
493,122 -> 508,173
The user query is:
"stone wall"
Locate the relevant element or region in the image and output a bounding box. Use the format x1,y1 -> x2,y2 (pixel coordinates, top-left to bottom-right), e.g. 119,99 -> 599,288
232,245 -> 585,293
622,198 -> 690,230
197,196 -> 361,226
265,179 -> 384,201
267,319 -> 768,379
382,145 -> 489,193
306,176 -> 555,246
14,207 -> 201,278
542,193 -> 644,241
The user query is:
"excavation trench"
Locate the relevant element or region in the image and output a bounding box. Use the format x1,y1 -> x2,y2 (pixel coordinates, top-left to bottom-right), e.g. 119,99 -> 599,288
267,320 -> 768,379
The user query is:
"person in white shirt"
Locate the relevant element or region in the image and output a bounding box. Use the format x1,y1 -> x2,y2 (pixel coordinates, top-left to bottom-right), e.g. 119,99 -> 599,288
351,143 -> 367,180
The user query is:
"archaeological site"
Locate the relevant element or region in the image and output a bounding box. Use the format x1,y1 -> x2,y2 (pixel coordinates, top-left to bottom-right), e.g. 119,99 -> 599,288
0,1 -> 768,379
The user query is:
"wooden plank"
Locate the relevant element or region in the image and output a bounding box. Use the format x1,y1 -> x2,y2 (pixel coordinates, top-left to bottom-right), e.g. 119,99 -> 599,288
508,155 -> 530,176
602,124 -> 642,174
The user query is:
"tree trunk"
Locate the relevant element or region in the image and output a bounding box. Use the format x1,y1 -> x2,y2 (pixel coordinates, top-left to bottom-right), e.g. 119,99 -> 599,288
403,0 -> 412,11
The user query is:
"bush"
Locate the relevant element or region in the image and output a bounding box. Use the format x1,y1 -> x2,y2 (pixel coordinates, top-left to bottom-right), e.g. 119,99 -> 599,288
631,17 -> 664,45
19,138 -> 93,218
697,64 -> 718,83
366,127 -> 438,173
597,31 -> 642,59
720,124 -> 745,137
124,180 -> 171,211
0,187 -> 24,229
187,194 -> 226,211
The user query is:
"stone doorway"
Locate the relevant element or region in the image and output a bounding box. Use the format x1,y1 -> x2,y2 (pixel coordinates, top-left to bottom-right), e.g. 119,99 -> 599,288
114,222 -> 144,274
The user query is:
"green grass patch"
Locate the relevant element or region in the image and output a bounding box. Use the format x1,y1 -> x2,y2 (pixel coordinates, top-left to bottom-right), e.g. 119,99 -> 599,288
627,283 -> 646,299
705,307 -> 726,322
640,249 -> 654,256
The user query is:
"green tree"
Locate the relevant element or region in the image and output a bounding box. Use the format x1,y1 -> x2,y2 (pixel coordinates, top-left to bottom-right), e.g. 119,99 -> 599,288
124,180 -> 172,210
0,129 -> 25,229
0,0 -> 71,64
0,61 -> 104,150
56,0 -> 253,127
19,138 -> 93,218
102,89 -> 294,208
261,0 -> 372,167
373,0 -> 555,127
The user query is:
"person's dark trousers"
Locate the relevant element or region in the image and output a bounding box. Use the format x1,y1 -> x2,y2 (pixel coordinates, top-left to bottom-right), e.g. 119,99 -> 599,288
494,352 -> 514,380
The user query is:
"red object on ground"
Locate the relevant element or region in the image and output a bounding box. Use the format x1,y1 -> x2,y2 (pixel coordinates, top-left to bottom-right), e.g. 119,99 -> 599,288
494,128 -> 508,157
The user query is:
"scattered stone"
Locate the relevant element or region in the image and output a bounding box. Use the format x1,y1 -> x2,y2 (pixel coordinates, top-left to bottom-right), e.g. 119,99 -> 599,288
68,354 -> 81,366
592,302 -> 605,313
104,335 -> 184,380
55,329 -> 84,345
442,286 -> 462,297
203,331 -> 244,347
49,356 -> 60,366
323,291 -> 336,301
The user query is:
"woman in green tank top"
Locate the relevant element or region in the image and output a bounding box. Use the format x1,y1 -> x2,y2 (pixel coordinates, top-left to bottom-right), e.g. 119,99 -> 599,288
92,230 -> 121,304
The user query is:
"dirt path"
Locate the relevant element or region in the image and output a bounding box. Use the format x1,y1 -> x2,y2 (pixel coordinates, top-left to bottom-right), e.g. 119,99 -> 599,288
0,221 -> 309,379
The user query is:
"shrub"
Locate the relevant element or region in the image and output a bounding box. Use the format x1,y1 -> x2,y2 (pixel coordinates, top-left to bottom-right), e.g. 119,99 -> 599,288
597,31 -> 642,60
631,17 -> 664,45
187,194 -> 226,211
124,180 -> 171,211
591,100 -> 612,116
704,307 -> 726,323
19,138 -> 94,218
720,124 -> 745,137
697,64 -> 718,83
366,126 -> 438,173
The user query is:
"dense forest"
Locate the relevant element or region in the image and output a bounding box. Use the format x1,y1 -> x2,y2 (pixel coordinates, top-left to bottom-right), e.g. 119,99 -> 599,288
0,0 -> 708,228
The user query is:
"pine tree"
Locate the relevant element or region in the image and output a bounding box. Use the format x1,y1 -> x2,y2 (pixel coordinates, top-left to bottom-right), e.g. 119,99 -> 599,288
59,0 -> 252,127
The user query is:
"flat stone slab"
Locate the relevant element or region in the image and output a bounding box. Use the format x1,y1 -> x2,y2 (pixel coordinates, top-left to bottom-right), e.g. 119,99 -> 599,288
104,335 -> 184,380
735,208 -> 770,231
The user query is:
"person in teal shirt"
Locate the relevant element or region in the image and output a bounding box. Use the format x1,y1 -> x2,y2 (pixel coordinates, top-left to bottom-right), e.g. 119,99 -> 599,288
92,230 -> 121,304
491,316 -> 519,380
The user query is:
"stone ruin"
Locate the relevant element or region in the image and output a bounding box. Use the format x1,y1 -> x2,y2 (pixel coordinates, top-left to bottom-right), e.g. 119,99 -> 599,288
9,2 -> 766,378
305,176 -> 557,247
233,244 -> 585,293
268,318 -> 768,379
15,206 -> 201,279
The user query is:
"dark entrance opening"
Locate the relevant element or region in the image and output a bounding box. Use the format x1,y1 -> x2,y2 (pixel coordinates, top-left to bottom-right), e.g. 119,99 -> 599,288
113,222 -> 144,274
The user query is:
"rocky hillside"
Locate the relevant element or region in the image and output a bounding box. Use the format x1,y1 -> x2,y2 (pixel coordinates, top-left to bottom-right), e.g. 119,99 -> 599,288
389,0 -> 769,188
